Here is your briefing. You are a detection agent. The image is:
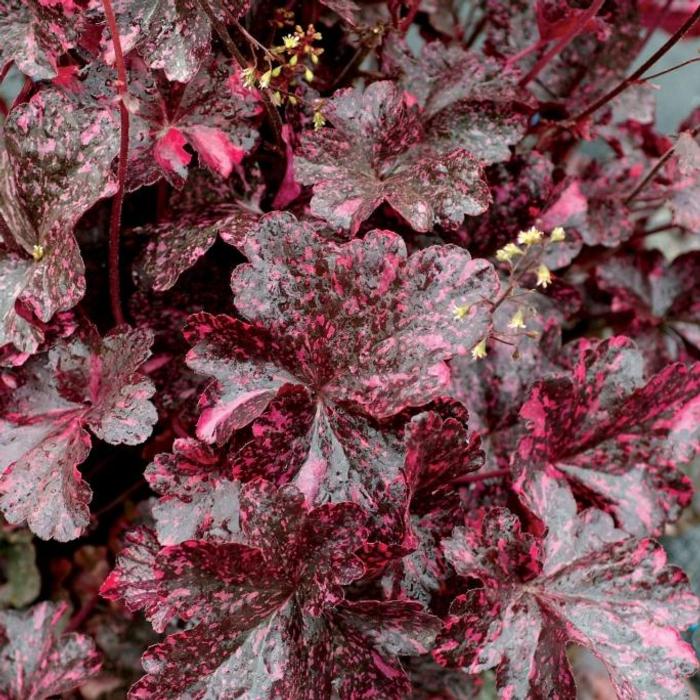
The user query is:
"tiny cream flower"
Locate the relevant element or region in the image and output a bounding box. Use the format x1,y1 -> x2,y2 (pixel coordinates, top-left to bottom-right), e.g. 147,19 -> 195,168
495,242 -> 523,262
517,227 -> 544,246
536,263 -> 552,288
283,34 -> 300,49
472,338 -> 487,360
313,111 -> 326,130
258,69 -> 272,88
452,303 -> 470,321
550,226 -> 566,242
508,308 -> 526,330
32,244 -> 44,262
241,67 -> 256,88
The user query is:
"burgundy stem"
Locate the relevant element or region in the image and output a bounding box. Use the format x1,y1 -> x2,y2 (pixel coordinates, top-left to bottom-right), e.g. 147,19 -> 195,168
519,0 -> 606,88
66,593 -> 100,633
454,468 -> 511,486
102,0 -> 128,326
637,0 -> 674,56
642,56 -> 700,81
625,123 -> 700,204
571,4 -> 700,124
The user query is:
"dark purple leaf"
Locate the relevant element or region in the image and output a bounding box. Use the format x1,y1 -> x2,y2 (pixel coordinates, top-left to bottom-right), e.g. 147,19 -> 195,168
384,38 -> 535,165
595,250 -> 700,367
139,204 -> 258,291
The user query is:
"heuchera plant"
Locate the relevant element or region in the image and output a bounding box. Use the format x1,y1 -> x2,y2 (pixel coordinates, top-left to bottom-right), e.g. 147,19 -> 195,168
1,0 -> 700,697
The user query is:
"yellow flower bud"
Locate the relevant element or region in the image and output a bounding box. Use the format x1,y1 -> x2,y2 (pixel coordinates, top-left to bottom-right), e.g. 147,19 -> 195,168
288,54 -> 298,67
241,67 -> 256,88
495,242 -> 523,262
271,65 -> 282,77
536,264 -> 552,288
313,111 -> 326,130
472,338 -> 488,360
304,67 -> 314,82
32,244 -> 44,262
508,308 -> 526,330
517,227 -> 544,246
259,69 -> 272,88
550,226 -> 566,242
452,304 -> 470,321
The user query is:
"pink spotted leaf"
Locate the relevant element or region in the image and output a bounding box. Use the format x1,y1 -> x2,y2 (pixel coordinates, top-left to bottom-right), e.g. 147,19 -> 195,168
434,470 -> 699,699
0,601 -> 102,699
384,38 -> 535,165
514,336 -> 699,536
138,203 -> 259,291
0,90 -> 118,355
0,325 -> 157,540
102,479 -> 440,698
185,213 -> 498,537
0,0 -> 79,80
102,0 -> 249,83
295,81 -> 491,233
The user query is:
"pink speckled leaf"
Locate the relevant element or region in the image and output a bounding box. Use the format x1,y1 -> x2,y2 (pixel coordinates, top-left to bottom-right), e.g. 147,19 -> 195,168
102,481 -> 359,696
384,38 -> 534,164
449,306 -> 565,468
185,313 -> 297,444
103,0 -> 248,83
186,213 -> 498,534
79,58 -> 261,191
0,89 -> 118,354
139,204 -> 258,291
295,81 -> 490,233
0,601 -> 101,699
0,326 -> 156,540
379,408 -> 485,605
102,479 -> 440,699
434,474 -> 699,699
228,385 -> 410,543
145,438 -> 241,545
513,336 -> 699,536
331,599 -> 442,699
539,177 -> 635,249
0,0 -> 78,80
595,251 -> 700,367
230,212 -> 499,418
